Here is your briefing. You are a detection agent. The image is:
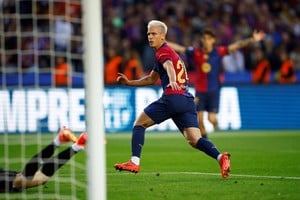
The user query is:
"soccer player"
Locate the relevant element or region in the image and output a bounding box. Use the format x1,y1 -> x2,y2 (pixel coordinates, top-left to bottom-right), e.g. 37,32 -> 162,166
168,28 -> 266,138
0,127 -> 87,193
114,20 -> 231,178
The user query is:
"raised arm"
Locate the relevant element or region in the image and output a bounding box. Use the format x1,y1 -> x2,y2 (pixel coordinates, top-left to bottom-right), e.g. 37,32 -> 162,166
228,30 -> 266,53
167,41 -> 187,54
116,71 -> 159,87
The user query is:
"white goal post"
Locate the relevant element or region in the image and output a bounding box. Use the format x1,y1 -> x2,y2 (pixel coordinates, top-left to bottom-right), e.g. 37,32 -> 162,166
82,0 -> 107,200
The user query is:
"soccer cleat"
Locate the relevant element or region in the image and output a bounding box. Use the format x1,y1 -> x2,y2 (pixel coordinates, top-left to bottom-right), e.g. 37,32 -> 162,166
219,152 -> 231,178
76,132 -> 87,148
114,161 -> 140,174
58,126 -> 78,143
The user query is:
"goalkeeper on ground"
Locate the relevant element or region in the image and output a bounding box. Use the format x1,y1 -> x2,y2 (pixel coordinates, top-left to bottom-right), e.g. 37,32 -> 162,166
0,127 -> 86,193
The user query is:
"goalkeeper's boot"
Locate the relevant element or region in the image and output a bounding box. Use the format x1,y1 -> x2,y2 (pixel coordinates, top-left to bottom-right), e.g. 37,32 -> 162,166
114,161 -> 140,174
219,152 -> 231,178
58,126 -> 78,143
76,132 -> 87,148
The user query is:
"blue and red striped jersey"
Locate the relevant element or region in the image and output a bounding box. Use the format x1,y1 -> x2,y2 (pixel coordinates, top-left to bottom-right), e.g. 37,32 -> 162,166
186,46 -> 228,92
153,43 -> 191,96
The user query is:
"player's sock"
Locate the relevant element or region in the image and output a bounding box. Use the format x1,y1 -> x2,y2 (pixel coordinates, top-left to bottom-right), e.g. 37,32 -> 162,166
54,127 -> 63,146
131,156 -> 140,165
131,126 -> 145,160
40,147 -> 77,177
71,143 -> 84,152
53,136 -> 62,146
196,137 -> 220,159
22,143 -> 57,177
217,154 -> 222,161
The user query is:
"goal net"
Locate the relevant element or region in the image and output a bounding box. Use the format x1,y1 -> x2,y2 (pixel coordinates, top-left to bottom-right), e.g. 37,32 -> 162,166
0,0 -> 87,199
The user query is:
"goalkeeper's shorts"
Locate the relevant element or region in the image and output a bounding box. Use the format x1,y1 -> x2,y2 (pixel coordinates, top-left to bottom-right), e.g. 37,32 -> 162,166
0,169 -> 22,193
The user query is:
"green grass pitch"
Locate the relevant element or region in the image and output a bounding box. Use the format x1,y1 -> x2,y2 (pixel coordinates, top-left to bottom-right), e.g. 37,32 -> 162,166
1,130 -> 300,200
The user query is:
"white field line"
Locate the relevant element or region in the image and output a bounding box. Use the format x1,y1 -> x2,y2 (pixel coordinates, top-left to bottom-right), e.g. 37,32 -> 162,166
107,171 -> 300,180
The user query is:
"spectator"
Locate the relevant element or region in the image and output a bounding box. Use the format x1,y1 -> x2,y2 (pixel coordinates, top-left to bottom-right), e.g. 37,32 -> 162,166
222,50 -> 245,73
264,36 -> 281,71
54,18 -> 73,52
54,56 -> 71,86
104,48 -> 122,85
120,49 -> 144,81
2,0 -> 300,85
277,50 -> 296,84
290,45 -> 300,72
251,48 -> 271,84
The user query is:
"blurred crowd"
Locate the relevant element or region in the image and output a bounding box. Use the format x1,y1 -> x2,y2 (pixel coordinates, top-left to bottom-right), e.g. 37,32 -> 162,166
103,0 -> 300,84
1,0 -> 83,86
1,0 -> 300,85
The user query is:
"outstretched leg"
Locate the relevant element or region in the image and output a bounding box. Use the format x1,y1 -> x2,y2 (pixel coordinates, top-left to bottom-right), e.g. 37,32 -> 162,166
40,132 -> 86,177
21,143 -> 57,178
114,111 -> 155,173
22,127 -> 77,178
184,127 -> 231,178
12,133 -> 86,190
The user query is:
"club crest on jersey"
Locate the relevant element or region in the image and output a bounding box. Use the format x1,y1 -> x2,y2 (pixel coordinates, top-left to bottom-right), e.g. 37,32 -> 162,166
201,63 -> 211,73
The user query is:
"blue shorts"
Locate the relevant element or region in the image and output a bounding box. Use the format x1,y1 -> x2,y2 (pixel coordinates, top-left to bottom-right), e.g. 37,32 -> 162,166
195,91 -> 220,113
144,94 -> 199,133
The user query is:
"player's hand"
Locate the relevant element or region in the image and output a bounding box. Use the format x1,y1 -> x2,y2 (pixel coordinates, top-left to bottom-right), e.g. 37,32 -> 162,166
252,30 -> 266,42
116,73 -> 129,85
167,81 -> 181,90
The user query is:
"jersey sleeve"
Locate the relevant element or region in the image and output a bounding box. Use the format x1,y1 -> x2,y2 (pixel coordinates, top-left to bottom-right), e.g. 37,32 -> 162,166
216,46 -> 229,57
156,48 -> 172,65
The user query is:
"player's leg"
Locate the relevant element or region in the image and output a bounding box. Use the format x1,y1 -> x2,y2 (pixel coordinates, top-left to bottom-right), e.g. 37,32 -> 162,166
114,111 -> 154,173
15,133 -> 86,190
208,112 -> 218,130
21,143 -> 57,178
21,126 -> 77,178
207,90 -> 220,132
183,127 -> 220,158
172,106 -> 221,160
131,111 -> 155,163
114,97 -> 171,173
183,127 -> 230,178
39,132 -> 86,178
172,96 -> 230,178
197,111 -> 207,138
195,92 -> 208,138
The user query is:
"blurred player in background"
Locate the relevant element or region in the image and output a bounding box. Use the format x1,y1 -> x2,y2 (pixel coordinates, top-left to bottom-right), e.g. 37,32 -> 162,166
168,29 -> 265,138
114,20 -> 230,178
0,127 -> 87,193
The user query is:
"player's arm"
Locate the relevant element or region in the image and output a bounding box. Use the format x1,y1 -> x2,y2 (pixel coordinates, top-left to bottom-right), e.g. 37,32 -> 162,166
228,30 -> 266,53
163,60 -> 181,90
116,71 -> 159,86
167,41 -> 187,54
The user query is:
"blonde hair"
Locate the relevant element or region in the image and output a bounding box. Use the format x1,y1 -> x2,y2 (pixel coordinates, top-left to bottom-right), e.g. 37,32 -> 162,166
147,20 -> 168,34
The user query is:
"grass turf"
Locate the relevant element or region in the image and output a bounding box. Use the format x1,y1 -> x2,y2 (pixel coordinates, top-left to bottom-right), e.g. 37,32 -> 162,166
1,130 -> 300,199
